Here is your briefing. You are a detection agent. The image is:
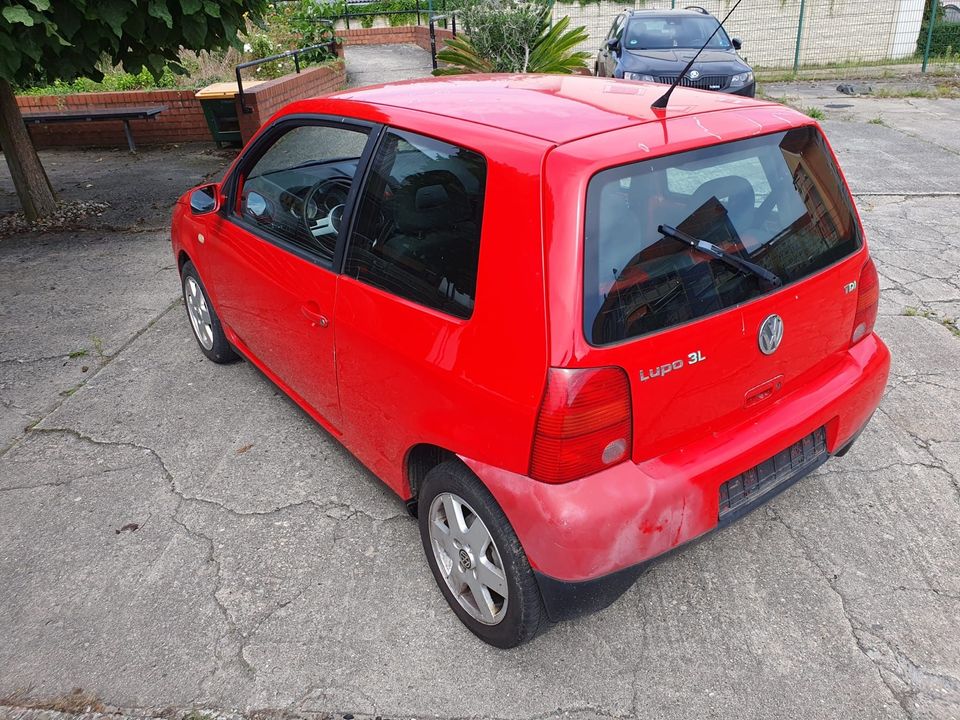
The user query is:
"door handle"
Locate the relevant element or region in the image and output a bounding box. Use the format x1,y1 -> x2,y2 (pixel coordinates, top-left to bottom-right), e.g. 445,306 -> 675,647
301,303 -> 329,328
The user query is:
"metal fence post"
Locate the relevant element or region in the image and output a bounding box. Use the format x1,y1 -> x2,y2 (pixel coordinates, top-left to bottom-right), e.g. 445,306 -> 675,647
344,0 -> 350,30
921,0 -> 938,72
792,0 -> 807,74
430,18 -> 438,69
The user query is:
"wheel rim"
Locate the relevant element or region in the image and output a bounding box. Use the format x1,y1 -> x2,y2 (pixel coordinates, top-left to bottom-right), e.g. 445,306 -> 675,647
183,275 -> 214,351
428,492 -> 509,625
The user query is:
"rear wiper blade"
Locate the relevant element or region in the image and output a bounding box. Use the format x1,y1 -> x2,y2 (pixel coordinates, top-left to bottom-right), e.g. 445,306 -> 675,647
658,224 -> 782,289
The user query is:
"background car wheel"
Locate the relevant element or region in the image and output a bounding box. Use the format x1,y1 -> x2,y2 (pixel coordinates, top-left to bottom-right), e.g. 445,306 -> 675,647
418,461 -> 548,648
180,260 -> 238,364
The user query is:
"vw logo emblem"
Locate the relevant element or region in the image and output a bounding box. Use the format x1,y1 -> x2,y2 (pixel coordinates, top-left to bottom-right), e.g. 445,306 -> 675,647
758,314 -> 784,355
688,69 -> 701,80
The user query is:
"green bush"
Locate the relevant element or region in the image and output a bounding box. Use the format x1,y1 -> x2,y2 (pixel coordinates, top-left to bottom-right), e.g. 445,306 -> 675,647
916,0 -> 960,57
926,22 -> 960,57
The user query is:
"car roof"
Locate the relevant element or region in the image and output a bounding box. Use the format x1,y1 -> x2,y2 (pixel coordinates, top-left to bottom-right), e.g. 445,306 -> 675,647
320,74 -> 778,145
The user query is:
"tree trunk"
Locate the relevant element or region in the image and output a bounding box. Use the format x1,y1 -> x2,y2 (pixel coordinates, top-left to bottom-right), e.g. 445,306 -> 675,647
0,78 -> 56,220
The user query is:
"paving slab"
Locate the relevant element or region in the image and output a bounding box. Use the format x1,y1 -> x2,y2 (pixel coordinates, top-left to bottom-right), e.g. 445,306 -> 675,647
344,43 -> 434,88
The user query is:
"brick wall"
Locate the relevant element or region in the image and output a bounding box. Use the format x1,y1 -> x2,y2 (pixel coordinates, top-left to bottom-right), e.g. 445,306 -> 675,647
236,60 -> 347,143
16,89 -> 208,148
16,58 -> 347,149
340,25 -> 455,53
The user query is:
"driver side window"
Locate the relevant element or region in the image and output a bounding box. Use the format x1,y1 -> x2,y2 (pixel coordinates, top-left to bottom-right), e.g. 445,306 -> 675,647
237,123 -> 370,264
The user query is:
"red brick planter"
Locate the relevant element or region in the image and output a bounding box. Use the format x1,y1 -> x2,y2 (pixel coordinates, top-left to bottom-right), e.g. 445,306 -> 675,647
340,25 -> 455,52
16,59 -> 347,149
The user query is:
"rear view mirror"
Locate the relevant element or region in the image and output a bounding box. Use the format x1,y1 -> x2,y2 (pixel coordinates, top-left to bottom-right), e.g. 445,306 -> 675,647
190,184 -> 218,214
732,37 -> 743,50
243,191 -> 270,222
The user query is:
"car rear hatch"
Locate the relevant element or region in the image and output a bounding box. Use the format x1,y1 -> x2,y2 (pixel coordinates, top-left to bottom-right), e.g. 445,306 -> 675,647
544,109 -> 872,463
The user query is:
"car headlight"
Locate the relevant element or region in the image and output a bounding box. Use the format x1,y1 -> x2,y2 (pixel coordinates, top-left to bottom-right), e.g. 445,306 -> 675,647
624,72 -> 655,82
730,71 -> 754,87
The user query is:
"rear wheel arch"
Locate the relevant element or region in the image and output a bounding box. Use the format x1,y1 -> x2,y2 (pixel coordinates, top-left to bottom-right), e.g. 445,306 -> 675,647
177,250 -> 192,274
404,443 -> 458,514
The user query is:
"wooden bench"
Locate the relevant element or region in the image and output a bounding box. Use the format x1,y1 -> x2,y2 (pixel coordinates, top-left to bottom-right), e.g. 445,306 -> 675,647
21,105 -> 167,153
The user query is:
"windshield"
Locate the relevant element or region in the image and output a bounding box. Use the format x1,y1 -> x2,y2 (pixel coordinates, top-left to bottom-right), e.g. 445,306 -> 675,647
623,16 -> 731,50
584,126 -> 863,345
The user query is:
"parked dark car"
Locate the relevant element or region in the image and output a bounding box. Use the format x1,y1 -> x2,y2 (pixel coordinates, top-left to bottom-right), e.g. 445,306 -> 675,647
596,7 -> 755,97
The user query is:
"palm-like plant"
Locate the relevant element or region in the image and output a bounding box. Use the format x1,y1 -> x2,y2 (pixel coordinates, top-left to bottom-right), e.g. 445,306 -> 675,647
433,1 -> 590,75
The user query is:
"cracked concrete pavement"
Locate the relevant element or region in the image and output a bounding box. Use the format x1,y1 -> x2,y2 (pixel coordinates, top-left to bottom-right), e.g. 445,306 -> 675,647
2,53 -> 960,720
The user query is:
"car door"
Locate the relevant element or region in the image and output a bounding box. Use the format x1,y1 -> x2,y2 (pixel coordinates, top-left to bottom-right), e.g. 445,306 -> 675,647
204,118 -> 378,430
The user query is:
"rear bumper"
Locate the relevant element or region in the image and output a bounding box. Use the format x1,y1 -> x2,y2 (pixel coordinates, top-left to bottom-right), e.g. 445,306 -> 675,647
460,333 -> 890,620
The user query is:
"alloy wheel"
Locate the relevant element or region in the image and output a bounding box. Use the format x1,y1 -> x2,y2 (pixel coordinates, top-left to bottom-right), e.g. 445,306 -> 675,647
428,491 -> 509,625
184,275 -> 214,351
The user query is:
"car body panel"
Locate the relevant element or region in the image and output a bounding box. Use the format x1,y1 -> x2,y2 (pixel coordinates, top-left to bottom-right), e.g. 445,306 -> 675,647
541,107 -> 869,462
461,333 -> 889,582
332,117 -> 550,496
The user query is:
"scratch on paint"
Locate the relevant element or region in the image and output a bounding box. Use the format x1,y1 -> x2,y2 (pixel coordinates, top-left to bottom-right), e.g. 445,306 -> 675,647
638,143 -> 650,152
694,116 -> 722,140
771,112 -> 798,127
744,116 -> 764,134
673,497 -> 687,545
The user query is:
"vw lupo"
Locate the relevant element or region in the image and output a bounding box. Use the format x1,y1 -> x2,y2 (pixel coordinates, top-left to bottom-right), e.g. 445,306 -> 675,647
172,75 -> 890,647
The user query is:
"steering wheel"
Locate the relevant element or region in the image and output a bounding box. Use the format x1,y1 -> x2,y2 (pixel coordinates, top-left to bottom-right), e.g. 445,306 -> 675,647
303,177 -> 352,237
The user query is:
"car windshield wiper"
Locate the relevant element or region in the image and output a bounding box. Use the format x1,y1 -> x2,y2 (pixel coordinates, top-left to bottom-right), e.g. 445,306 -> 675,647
658,224 -> 782,289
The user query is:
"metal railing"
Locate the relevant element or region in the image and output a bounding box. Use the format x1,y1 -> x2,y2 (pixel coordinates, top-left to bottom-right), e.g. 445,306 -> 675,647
235,39 -> 338,114
429,12 -> 459,69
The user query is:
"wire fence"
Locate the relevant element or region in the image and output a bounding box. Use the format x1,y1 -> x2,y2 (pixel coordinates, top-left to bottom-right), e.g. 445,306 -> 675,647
553,0 -> 960,74
307,0 -> 960,74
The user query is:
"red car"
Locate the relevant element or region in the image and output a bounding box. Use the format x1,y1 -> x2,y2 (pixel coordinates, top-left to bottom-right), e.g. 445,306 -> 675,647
172,75 -> 889,647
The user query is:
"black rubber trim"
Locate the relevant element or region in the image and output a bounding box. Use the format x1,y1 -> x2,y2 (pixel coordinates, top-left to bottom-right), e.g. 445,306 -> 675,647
834,415 -> 871,457
533,420 -> 874,622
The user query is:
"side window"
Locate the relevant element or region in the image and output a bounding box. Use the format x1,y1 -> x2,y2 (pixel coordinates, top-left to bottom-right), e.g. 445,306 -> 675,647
612,13 -> 627,41
237,124 -> 370,264
344,129 -> 486,319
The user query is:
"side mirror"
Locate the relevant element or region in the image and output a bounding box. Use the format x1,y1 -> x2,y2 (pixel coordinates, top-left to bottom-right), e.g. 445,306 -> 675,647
243,191 -> 270,222
731,37 -> 743,50
190,184 -> 219,214
606,37 -> 620,52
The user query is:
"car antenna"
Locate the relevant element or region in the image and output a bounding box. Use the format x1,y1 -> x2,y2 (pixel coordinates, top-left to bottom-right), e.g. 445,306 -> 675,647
651,0 -> 743,111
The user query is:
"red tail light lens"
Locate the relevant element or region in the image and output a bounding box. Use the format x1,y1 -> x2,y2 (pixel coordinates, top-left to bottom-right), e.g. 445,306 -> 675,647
530,367 -> 632,484
851,257 -> 879,344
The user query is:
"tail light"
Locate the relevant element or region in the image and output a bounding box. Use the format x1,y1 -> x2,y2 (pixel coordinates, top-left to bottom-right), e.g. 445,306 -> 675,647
851,257 -> 879,344
530,367 -> 632,484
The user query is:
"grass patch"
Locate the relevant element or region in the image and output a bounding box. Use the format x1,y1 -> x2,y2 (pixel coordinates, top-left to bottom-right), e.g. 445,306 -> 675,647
0,688 -> 105,714
68,349 -> 88,359
804,106 -> 825,120
181,711 -> 218,720
903,306 -> 960,337
868,116 -> 886,125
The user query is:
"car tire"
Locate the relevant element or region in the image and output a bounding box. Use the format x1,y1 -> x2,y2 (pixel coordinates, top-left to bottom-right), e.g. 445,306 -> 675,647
180,260 -> 238,364
418,461 -> 548,648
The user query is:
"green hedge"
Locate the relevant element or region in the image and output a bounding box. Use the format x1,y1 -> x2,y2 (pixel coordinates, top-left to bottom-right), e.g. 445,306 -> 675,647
925,22 -> 960,57
916,0 -> 960,57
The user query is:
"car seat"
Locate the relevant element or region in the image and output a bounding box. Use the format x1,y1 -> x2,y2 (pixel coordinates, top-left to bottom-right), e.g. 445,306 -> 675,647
386,169 -> 479,308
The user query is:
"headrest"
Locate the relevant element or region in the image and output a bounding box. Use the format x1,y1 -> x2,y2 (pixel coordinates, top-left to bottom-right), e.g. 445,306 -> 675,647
692,176 -> 755,211
395,170 -> 472,233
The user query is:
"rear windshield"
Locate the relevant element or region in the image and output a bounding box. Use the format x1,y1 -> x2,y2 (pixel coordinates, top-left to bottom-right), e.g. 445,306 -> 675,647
584,126 -> 862,346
